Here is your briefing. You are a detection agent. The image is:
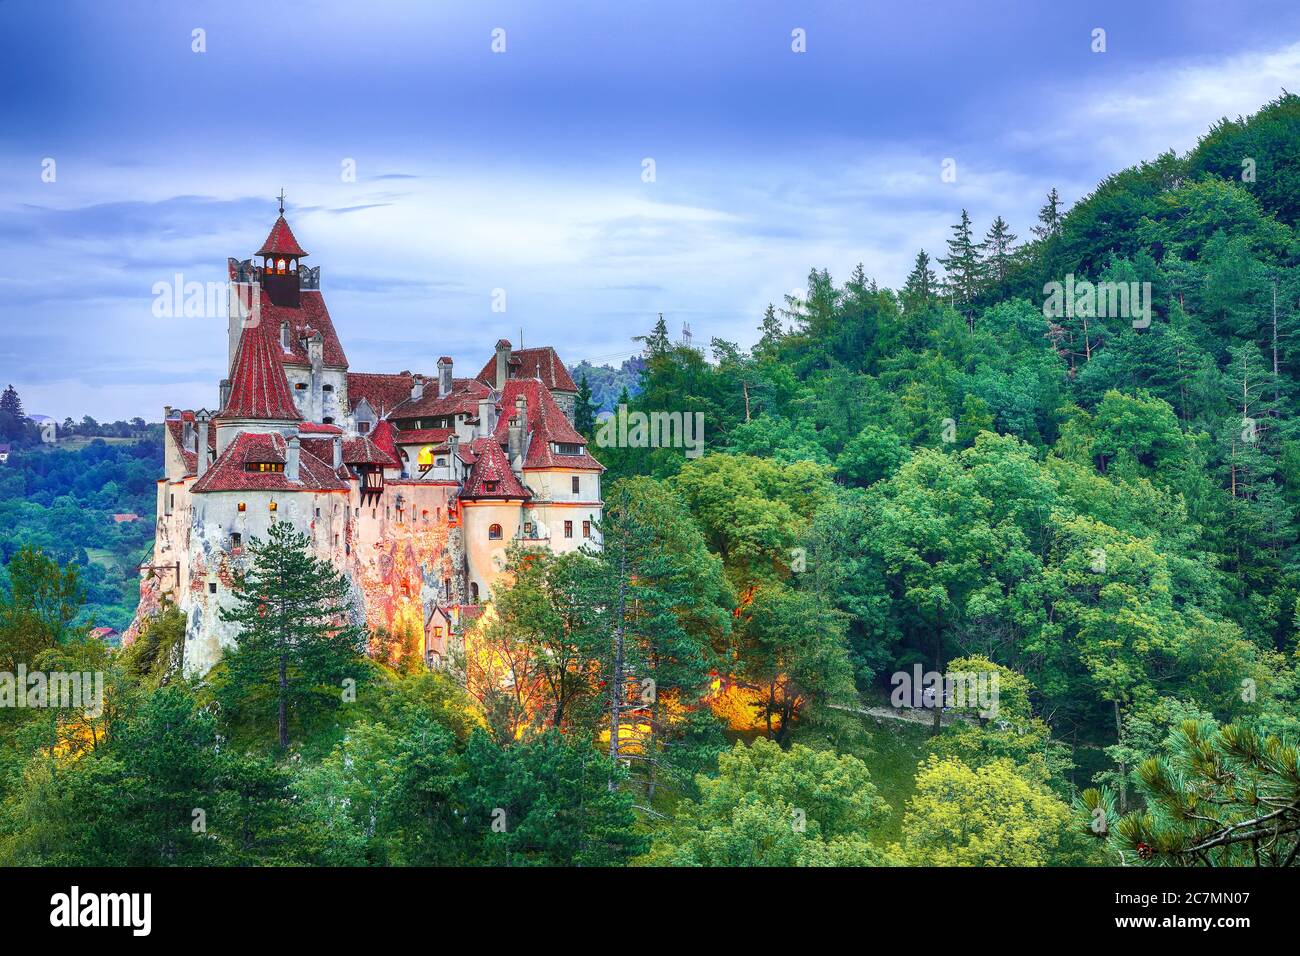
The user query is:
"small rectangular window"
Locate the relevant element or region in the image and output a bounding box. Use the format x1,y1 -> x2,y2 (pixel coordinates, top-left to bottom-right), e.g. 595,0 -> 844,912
231,532 -> 242,549
572,476 -> 580,495
583,520 -> 591,538
208,582 -> 217,594
564,520 -> 573,539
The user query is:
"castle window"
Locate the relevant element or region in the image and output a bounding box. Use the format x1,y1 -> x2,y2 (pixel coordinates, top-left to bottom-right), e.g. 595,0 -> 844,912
246,462 -> 284,473
470,582 -> 479,603
488,524 -> 503,540
295,382 -> 308,391
572,476 -> 580,495
557,443 -> 583,456
231,532 -> 242,549
358,421 -> 370,434
269,501 -> 278,512
484,480 -> 498,493
322,384 -> 334,392
422,509 -> 429,521
564,520 -> 573,539
208,582 -> 217,594
323,417 -> 334,425
277,258 -> 287,273
238,502 -> 246,512
583,520 -> 591,538
524,521 -> 534,536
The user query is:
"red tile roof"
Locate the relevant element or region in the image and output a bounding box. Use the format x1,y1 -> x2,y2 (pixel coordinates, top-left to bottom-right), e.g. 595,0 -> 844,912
192,432 -> 349,493
343,435 -> 400,467
369,419 -> 400,463
347,371 -> 416,416
393,427 -> 455,446
257,216 -> 308,258
298,421 -> 342,434
167,412 -> 219,475
475,346 -> 577,392
392,377 -> 491,421
461,438 -> 531,500
217,319 -> 301,422
263,290 -> 349,368
493,379 -> 602,471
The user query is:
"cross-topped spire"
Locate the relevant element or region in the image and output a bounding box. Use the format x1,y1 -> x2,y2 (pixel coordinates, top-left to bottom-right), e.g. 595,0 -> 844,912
277,188 -> 286,215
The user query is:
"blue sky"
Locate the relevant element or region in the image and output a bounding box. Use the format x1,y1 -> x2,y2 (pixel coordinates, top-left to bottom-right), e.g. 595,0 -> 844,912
2,0 -> 1298,420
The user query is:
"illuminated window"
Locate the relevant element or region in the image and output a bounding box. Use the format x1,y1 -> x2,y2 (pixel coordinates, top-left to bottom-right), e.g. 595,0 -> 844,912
237,502 -> 246,512
269,501 -> 278,512
488,524 -> 503,540
583,520 -> 591,538
277,258 -> 287,273
564,520 -> 573,539
417,446 -> 435,469
246,462 -> 284,472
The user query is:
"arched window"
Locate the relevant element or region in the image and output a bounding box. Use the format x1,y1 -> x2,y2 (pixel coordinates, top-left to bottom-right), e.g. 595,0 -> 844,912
277,258 -> 287,273
470,582 -> 479,603
488,524 -> 503,540
417,446 -> 435,469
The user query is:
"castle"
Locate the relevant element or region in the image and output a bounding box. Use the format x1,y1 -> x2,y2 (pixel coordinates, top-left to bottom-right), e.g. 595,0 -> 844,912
135,208 -> 603,675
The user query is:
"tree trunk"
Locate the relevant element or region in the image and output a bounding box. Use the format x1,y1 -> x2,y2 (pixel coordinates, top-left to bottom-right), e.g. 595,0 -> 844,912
278,652 -> 288,749
1114,698 -> 1128,813
608,541 -> 628,790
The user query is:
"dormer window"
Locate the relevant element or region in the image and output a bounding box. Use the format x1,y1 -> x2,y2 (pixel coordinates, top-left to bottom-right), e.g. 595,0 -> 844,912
245,462 -> 284,473
484,480 -> 498,492
556,443 -> 583,456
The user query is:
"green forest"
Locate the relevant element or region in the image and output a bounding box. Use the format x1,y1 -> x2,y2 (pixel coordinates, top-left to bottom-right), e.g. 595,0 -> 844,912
2,95 -> 1300,867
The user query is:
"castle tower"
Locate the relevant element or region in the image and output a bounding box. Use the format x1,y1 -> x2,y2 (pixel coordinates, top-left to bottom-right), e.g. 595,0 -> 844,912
258,192 -> 309,308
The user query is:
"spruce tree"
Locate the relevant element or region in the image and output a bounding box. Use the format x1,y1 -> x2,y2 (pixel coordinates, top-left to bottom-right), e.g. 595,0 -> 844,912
901,250 -> 938,311
937,209 -> 984,323
574,373 -> 596,436
634,314 -> 671,357
982,215 -> 1018,290
1031,187 -> 1064,240
219,519 -> 367,748
755,303 -> 785,359
0,385 -> 23,419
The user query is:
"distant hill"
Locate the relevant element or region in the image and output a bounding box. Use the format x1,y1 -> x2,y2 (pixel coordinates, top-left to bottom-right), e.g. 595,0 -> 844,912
568,356 -> 645,412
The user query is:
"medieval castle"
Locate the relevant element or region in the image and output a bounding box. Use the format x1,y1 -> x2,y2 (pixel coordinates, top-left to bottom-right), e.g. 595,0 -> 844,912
136,209 -> 603,675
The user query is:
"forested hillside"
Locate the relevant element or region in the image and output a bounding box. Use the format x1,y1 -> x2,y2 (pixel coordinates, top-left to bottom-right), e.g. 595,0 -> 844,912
1,96 -> 1298,868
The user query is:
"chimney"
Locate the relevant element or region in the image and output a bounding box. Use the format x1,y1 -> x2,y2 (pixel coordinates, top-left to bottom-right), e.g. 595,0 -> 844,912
507,416 -> 523,474
182,419 -> 196,452
411,375 -> 425,401
195,410 -> 211,479
286,435 -> 301,482
218,379 -> 231,411
163,405 -> 173,421
437,356 -> 453,398
332,434 -> 343,470
495,339 -> 512,390
477,396 -> 496,438
509,395 -> 529,473
448,434 -> 459,475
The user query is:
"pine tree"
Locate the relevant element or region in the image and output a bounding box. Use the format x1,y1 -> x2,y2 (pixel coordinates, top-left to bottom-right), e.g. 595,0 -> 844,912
755,304 -> 785,360
1031,187 -> 1064,240
982,216 -> 1018,290
219,520 -> 368,748
937,209 -> 984,324
574,373 -> 596,436
901,250 -> 939,311
0,385 -> 24,419
634,314 -> 671,357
